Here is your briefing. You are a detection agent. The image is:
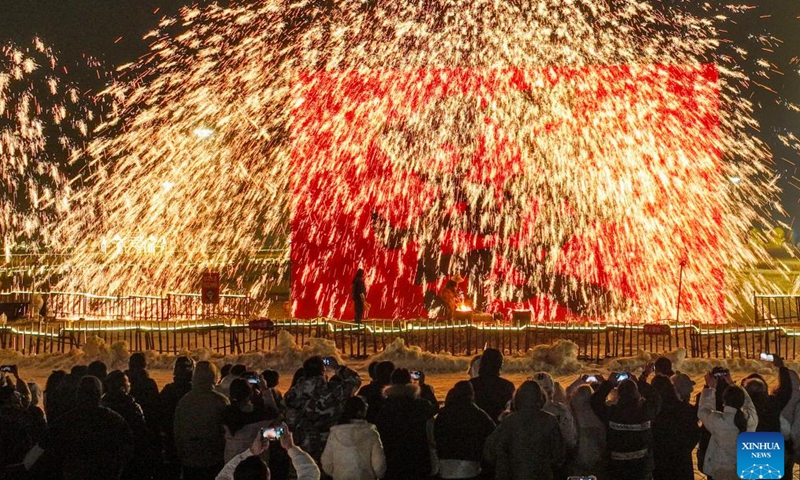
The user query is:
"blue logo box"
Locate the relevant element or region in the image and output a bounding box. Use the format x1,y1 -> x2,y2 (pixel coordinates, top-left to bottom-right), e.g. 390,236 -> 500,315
737,432 -> 784,479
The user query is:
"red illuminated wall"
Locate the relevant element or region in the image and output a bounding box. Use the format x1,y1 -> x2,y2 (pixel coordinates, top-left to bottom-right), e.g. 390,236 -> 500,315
290,66 -> 722,322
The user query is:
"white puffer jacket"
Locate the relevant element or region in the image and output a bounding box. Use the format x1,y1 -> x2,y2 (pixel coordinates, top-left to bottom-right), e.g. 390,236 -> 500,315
698,386 -> 758,478
321,420 -> 387,480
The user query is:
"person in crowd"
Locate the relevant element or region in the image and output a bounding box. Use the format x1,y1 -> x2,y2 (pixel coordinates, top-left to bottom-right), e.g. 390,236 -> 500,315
0,368 -> 46,470
653,357 -> 674,377
222,379 -> 274,463
469,348 -> 515,423
434,380 -> 495,480
126,352 -> 160,433
88,360 -> 109,384
532,372 -> 577,451
102,370 -> 156,480
567,382 -> 607,479
174,361 -> 230,480
741,356 -> 794,479
26,376 -> 134,480
321,395 -> 386,480
218,364 -> 247,398
285,356 -> 362,462
375,368 -> 436,480
484,380 -> 566,480
352,268 -> 369,324
216,422 -> 320,480
358,361 -> 394,423
221,364 -> 233,380
415,370 -> 440,415
42,369 -> 72,422
695,366 -> 739,474
698,373 -> 758,480
670,371 -> 696,403
650,374 -> 699,480
367,361 -> 378,381
590,372 -> 661,480
262,369 -> 285,414
71,364 -> 89,379
159,356 -> 195,480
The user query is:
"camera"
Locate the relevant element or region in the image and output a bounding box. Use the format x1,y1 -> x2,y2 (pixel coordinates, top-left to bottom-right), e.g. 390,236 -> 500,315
713,369 -> 729,378
0,365 -> 15,373
760,352 -> 775,362
323,356 -> 334,367
616,372 -> 630,382
247,375 -> 260,385
584,375 -> 598,383
262,426 -> 284,441
410,371 -> 421,381
567,477 -> 597,480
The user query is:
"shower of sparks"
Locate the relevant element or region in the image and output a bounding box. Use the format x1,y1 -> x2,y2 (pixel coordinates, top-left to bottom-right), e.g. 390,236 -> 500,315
0,39 -> 107,261
52,0 -> 791,321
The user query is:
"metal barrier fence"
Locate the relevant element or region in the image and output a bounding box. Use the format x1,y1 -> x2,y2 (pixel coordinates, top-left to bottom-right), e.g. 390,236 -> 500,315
755,294 -> 800,325
0,291 -> 253,322
0,319 -> 796,363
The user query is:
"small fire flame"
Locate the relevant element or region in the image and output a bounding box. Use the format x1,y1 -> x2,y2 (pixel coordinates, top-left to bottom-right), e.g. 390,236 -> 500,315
457,304 -> 472,312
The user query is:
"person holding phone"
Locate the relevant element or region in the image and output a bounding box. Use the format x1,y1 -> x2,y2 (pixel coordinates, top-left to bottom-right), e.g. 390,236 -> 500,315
285,356 -> 362,463
215,423 -> 320,480
321,396 -> 386,480
590,372 -> 661,480
698,372 -> 758,480
222,379 -> 273,463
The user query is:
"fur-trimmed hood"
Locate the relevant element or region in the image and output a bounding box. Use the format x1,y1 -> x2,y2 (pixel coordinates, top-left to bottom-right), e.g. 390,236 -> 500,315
383,383 -> 420,399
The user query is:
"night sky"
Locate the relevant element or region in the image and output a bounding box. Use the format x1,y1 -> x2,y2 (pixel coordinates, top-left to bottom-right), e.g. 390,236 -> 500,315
2,0 -> 799,222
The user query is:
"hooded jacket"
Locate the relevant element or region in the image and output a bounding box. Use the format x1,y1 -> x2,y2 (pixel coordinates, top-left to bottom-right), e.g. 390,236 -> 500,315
469,351 -> 515,423
483,389 -> 566,480
321,419 -> 387,480
174,367 -> 230,468
568,385 -> 607,478
375,384 -> 435,480
698,386 -> 758,478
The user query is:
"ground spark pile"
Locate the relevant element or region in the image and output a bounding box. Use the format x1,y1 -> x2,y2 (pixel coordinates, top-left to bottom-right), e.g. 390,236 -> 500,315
56,0 -> 779,321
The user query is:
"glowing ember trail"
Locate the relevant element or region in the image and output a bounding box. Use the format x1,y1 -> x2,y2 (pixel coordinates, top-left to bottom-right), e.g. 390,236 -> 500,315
54,0 -> 783,322
0,39 -> 105,260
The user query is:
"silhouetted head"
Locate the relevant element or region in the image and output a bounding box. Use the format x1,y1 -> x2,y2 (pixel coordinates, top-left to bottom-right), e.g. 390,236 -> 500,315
368,361 -> 379,380
341,395 -> 368,423
651,374 -> 678,403
230,378 -> 254,404
87,360 -> 108,381
234,455 -> 270,480
354,269 -> 364,281
375,361 -> 395,385
262,369 -> 279,388
192,361 -> 219,389
220,364 -> 233,378
390,368 -> 412,385
723,385 -> 748,432
654,357 -> 674,376
617,379 -> 641,405
174,356 -> 195,382
230,364 -> 247,377
129,353 -> 147,371
303,356 -> 325,378
105,370 -> 130,395
478,348 -> 503,376
76,376 -> 103,407
445,380 -> 475,406
513,380 -> 546,412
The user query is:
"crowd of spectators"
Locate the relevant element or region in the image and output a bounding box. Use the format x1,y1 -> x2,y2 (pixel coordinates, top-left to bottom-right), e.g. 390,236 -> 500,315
1,348 -> 800,480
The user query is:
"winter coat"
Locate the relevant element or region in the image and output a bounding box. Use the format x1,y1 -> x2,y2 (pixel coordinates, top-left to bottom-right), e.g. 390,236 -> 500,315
285,366 -> 362,461
126,368 -> 160,431
374,384 -> 436,480
568,386 -> 607,479
651,397 -> 700,480
174,380 -> 230,468
159,379 -> 192,461
221,404 -> 271,463
543,400 -> 577,450
483,406 -> 566,480
102,391 -> 157,479
469,375 -> 515,423
697,386 -> 758,479
321,419 -> 387,480
434,399 -> 495,479
39,405 -> 134,480
358,381 -> 388,424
